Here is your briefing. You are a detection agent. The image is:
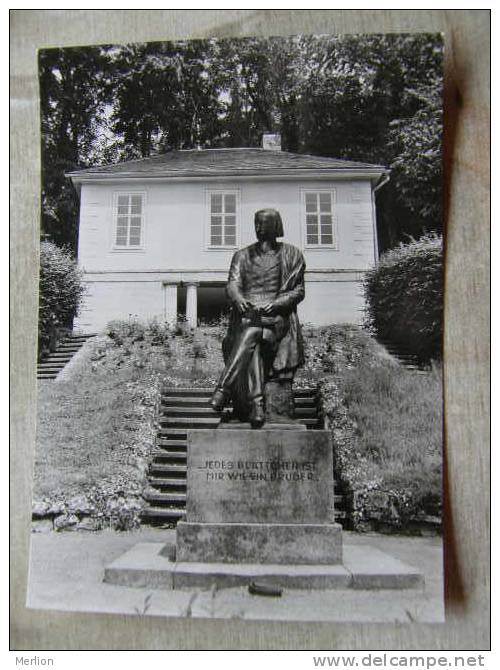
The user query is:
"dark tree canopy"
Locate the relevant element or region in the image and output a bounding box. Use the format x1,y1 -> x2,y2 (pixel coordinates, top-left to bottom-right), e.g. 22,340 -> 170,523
39,34 -> 443,253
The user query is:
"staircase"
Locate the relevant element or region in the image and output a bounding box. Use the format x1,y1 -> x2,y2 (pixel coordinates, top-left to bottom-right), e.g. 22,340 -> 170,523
377,338 -> 428,373
37,333 -> 95,380
142,386 -> 349,526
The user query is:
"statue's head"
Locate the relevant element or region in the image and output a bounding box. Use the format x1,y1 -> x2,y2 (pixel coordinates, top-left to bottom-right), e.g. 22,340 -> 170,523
254,209 -> 284,241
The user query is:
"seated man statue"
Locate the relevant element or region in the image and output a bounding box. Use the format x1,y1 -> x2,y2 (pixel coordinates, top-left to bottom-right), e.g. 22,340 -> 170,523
209,208 -> 306,428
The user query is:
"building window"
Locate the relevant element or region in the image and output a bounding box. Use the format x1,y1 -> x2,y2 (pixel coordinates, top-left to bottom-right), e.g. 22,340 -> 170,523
113,193 -> 145,248
208,191 -> 238,248
303,190 -> 336,247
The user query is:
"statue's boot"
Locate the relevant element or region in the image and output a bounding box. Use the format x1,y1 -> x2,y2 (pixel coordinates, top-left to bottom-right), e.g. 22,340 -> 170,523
249,398 -> 265,429
209,388 -> 227,413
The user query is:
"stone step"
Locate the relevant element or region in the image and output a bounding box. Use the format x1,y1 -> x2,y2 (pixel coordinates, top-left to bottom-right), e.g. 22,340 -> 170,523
289,388 -> 318,398
37,363 -> 66,370
160,417 -> 221,427
298,418 -> 320,427
160,405 -> 318,418
43,357 -> 73,363
162,396 -> 213,407
161,395 -> 317,407
148,477 -> 187,488
37,374 -> 58,380
162,387 -> 317,398
151,450 -> 187,461
156,439 -> 187,449
158,432 -> 188,442
143,490 -> 187,503
162,387 -> 215,397
141,506 -> 186,519
294,396 -> 317,409
161,406 -> 220,417
148,463 -> 187,474
159,416 -> 320,428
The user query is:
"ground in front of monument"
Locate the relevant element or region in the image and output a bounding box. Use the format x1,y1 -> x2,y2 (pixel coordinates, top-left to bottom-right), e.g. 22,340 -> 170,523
27,425 -> 444,623
27,527 -> 443,623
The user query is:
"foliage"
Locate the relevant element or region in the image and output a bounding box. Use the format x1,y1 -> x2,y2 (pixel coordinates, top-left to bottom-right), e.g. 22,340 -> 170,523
38,241 -> 85,356
364,234 -> 443,361
39,46 -> 113,250
109,40 -> 223,158
34,322 -> 442,532
107,317 -> 171,349
39,34 -> 443,252
198,311 -> 230,341
387,80 -> 443,225
297,325 -> 442,529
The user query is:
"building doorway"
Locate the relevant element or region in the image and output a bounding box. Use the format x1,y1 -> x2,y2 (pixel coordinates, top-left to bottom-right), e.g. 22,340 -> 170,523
197,283 -> 229,324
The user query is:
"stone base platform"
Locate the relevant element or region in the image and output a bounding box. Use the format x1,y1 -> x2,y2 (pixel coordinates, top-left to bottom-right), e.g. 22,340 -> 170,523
104,542 -> 424,591
175,521 -> 343,564
219,422 -> 307,431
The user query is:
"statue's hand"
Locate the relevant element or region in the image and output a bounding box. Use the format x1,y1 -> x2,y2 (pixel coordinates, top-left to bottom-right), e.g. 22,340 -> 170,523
261,301 -> 276,315
235,298 -> 253,314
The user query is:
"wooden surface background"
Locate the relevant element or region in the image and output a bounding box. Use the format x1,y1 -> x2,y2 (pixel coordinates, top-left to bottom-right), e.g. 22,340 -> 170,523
10,9 -> 490,650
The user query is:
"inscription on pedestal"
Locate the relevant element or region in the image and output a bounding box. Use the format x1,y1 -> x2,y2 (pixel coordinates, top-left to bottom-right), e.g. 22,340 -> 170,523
186,429 -> 335,524
200,457 -> 318,483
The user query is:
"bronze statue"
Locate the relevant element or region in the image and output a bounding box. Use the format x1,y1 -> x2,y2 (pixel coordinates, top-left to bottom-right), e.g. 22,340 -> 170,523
209,208 -> 306,428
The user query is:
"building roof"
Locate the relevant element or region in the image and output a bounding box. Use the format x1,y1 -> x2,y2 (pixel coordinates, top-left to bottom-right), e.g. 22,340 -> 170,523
66,148 -> 388,181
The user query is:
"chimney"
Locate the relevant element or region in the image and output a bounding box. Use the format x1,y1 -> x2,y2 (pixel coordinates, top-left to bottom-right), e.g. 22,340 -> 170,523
262,132 -> 282,151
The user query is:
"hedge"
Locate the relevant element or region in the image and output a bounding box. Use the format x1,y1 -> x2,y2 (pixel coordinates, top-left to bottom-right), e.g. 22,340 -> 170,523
364,234 -> 443,361
38,241 -> 85,357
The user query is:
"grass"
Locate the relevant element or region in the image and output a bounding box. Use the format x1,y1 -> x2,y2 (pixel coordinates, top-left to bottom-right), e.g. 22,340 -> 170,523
305,326 -> 443,527
34,336 -> 161,527
33,321 -> 228,525
34,318 -> 443,530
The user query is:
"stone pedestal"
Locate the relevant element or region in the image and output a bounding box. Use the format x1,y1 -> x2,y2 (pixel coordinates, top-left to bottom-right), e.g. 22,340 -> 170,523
265,379 -> 295,422
105,428 -> 424,592
174,429 -> 342,566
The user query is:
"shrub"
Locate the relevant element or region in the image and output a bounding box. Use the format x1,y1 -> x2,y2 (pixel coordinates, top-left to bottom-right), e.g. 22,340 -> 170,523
38,241 -> 85,357
364,233 -> 443,361
107,318 -> 147,346
106,318 -> 172,356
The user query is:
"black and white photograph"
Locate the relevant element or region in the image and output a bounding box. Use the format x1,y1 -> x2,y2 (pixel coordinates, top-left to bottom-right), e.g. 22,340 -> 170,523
26,32 -> 445,624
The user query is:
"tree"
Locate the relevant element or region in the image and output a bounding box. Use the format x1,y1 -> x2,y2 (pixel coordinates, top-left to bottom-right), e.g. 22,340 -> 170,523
39,46 -> 112,251
387,80 -> 443,222
39,34 -> 444,252
109,39 -> 223,158
291,34 -> 443,248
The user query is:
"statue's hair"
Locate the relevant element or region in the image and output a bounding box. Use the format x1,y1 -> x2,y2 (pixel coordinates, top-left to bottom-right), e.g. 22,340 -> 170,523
254,208 -> 284,238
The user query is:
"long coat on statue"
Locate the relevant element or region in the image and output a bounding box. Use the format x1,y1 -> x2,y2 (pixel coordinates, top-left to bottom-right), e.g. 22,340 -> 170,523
222,241 -> 306,379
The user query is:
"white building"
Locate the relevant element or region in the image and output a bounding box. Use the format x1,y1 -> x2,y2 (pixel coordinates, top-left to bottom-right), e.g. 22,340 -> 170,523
67,137 -> 389,332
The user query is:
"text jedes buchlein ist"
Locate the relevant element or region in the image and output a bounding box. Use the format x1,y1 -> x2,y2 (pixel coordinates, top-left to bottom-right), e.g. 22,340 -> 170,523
199,458 -> 319,482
